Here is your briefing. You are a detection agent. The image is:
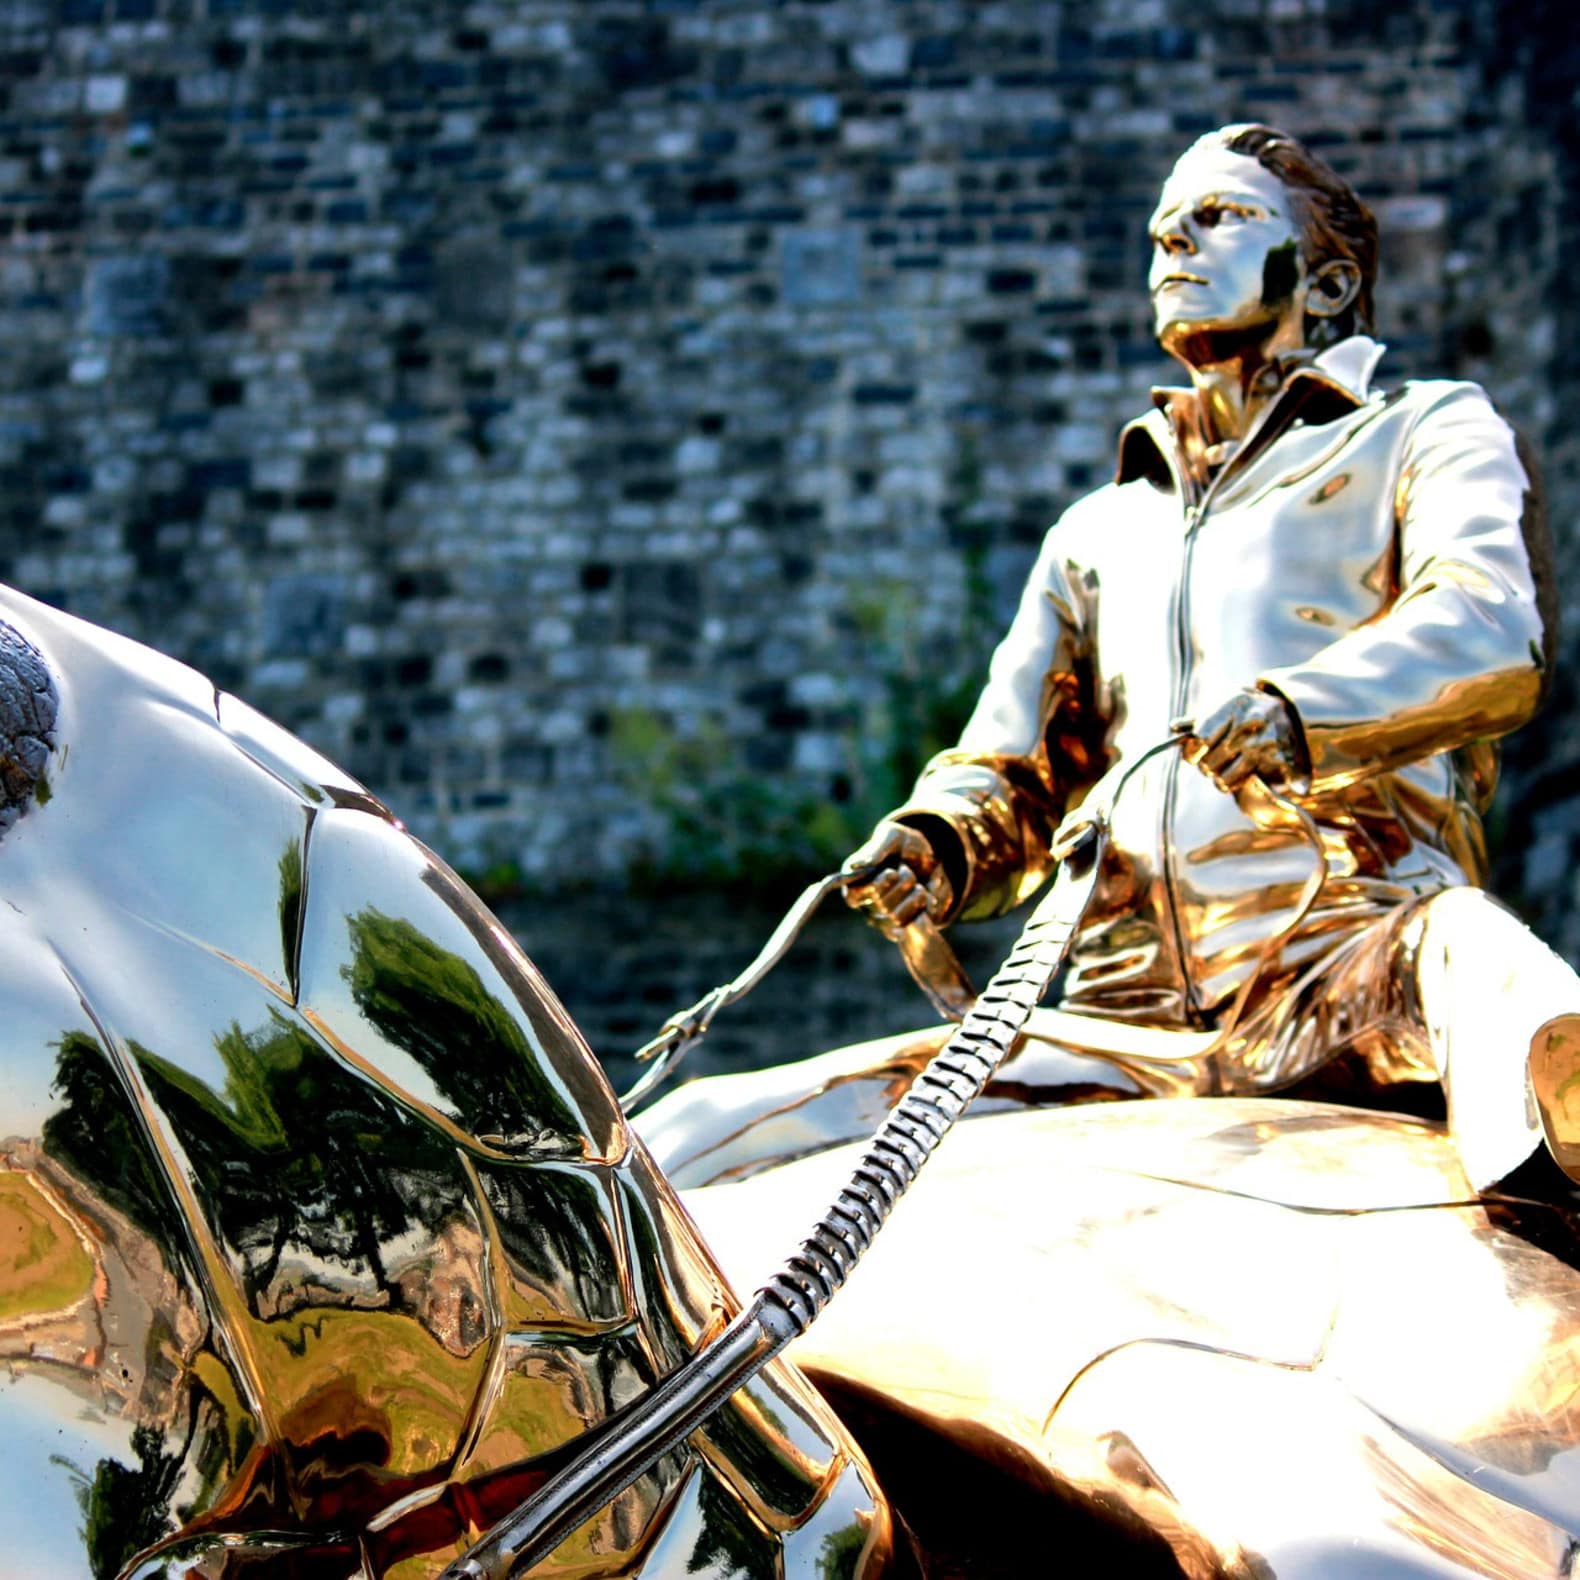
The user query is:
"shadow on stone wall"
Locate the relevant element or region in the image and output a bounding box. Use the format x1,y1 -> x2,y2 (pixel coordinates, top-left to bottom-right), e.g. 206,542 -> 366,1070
507,888 -> 1025,1093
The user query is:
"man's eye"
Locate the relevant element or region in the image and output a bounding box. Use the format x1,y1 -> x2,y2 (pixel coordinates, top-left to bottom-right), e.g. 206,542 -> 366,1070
1199,204 -> 1252,228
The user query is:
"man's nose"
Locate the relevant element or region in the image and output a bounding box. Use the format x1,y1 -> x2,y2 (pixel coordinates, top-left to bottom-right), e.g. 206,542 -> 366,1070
1157,221 -> 1195,257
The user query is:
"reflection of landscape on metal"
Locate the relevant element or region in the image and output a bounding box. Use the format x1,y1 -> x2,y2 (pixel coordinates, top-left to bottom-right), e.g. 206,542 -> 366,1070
0,586 -> 889,1578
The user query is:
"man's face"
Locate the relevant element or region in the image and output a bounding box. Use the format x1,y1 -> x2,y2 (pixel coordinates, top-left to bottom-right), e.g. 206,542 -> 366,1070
1147,143 -> 1308,361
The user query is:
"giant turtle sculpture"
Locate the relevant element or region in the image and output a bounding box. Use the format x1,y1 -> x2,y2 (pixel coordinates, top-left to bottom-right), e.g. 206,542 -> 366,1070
6,583 -> 1580,1579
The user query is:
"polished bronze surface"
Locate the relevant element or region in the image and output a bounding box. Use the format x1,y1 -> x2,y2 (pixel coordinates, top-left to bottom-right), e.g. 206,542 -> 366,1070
691,124 -> 1573,1197
0,584 -> 890,1578
686,1098 -> 1580,1579
890,333 -> 1550,1126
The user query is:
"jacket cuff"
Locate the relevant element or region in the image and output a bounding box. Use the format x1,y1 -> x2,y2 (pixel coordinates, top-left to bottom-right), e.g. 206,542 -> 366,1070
891,756 -> 1060,922
1258,661 -> 1543,792
1259,668 -> 1372,789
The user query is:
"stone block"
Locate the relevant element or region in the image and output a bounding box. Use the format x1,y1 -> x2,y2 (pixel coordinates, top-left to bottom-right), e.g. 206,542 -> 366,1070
85,255 -> 170,339
263,574 -> 347,659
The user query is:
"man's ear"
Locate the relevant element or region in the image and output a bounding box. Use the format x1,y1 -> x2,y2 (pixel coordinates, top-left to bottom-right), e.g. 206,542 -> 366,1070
1305,258 -> 1361,321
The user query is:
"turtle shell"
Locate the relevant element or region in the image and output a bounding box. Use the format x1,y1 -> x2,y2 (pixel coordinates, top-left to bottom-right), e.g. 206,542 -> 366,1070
0,586 -> 891,1579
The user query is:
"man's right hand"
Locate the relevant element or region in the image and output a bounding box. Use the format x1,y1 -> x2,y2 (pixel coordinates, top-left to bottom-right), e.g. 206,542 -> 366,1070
841,819 -> 954,940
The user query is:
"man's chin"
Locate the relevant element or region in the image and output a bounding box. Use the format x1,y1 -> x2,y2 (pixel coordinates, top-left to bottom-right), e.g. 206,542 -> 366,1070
1155,304 -> 1230,340
1156,316 -> 1218,363
1155,313 -> 1279,367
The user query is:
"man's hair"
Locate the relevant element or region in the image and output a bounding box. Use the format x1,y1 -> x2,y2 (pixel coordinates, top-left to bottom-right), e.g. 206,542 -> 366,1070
1211,123 -> 1379,340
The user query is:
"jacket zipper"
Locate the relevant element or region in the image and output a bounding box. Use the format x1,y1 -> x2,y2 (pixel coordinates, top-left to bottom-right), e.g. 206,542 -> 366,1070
1157,385 -> 1314,1029
1163,500 -> 1206,1025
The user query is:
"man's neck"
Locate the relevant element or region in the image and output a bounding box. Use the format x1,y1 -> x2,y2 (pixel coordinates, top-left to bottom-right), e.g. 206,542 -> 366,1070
1174,320 -> 1308,458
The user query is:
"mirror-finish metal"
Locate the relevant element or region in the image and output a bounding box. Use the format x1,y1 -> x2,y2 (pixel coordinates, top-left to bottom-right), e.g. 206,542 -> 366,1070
0,584 -> 891,1579
885,333 -> 1560,1180
641,883 -> 1580,1195
810,132 -> 1575,1204
687,1098 -> 1580,1578
450,823 -> 1112,1577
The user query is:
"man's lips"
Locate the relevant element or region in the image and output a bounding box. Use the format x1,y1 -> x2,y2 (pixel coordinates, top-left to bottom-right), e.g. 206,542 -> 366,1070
1153,272 -> 1208,291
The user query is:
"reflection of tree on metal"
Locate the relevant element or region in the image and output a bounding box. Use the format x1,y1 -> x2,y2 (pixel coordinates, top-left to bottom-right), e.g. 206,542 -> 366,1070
0,586 -> 888,1577
644,125 -> 1580,1198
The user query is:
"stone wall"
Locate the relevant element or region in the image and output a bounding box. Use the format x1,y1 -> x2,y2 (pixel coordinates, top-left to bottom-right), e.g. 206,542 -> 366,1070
1,0 -> 1578,949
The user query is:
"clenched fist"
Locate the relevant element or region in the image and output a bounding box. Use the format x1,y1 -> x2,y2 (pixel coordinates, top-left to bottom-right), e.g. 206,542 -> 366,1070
841,819 -> 955,940
1182,688 -> 1309,793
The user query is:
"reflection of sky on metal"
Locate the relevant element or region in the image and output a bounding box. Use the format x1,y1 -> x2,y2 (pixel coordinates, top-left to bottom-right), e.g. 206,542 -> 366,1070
0,1373 -> 140,1575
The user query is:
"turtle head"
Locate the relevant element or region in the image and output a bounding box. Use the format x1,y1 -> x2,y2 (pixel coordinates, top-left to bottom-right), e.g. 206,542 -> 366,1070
0,618 -> 60,840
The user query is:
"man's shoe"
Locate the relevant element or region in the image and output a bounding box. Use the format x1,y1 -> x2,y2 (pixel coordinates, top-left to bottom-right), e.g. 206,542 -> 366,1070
1529,1014 -> 1580,1181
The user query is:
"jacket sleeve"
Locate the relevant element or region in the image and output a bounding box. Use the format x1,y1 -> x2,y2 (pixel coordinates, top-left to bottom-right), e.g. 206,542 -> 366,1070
888,522 -> 1107,921
1258,382 -> 1551,793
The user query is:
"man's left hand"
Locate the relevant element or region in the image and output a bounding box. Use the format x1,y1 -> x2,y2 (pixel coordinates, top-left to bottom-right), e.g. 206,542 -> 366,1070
1183,689 -> 1308,793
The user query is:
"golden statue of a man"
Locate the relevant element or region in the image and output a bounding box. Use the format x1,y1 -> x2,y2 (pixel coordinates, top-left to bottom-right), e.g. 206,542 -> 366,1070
644,124 -> 1580,1196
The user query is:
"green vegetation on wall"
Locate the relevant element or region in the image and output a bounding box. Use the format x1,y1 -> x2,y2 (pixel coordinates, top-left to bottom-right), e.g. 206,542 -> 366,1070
605,471 -> 1003,898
